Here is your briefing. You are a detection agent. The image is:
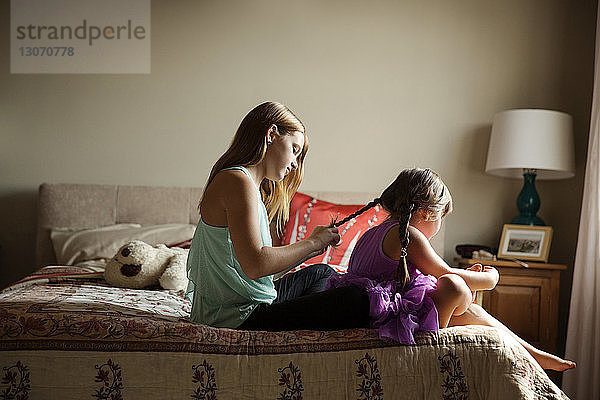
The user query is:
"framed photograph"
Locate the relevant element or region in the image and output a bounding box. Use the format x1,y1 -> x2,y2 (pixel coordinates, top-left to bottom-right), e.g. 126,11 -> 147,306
497,224 -> 553,262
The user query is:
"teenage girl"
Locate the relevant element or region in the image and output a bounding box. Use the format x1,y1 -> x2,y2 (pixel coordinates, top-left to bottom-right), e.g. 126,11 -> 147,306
326,168 -> 576,371
186,102 -> 370,332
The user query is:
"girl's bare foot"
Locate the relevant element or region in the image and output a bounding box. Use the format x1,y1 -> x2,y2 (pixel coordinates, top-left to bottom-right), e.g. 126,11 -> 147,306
532,349 -> 576,371
448,304 -> 576,371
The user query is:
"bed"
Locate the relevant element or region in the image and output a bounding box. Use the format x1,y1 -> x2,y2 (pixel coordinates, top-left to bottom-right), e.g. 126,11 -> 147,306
0,183 -> 568,399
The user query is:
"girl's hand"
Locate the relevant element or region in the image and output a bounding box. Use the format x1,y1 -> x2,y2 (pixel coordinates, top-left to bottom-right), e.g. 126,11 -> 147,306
466,263 -> 483,272
466,264 -> 482,302
482,265 -> 499,289
466,263 -> 498,289
307,225 -> 340,257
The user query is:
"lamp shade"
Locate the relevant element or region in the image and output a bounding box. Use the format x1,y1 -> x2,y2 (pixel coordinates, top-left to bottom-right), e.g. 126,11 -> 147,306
485,109 -> 575,179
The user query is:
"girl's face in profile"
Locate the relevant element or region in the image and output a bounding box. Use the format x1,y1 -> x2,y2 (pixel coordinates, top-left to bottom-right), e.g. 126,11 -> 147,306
264,131 -> 304,181
409,209 -> 442,240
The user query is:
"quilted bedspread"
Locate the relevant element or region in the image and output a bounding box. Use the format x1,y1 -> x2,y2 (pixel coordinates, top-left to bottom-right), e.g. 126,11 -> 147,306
0,266 -> 569,399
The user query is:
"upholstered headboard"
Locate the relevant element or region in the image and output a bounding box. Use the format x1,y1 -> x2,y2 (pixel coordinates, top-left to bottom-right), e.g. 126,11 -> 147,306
35,183 -> 445,267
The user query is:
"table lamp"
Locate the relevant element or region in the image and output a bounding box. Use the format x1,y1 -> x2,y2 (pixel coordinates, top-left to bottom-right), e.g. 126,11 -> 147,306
485,109 -> 575,225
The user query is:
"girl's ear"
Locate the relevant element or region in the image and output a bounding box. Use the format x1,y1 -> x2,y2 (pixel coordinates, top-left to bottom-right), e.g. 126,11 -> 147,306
266,124 -> 278,143
411,208 -> 427,222
423,209 -> 442,222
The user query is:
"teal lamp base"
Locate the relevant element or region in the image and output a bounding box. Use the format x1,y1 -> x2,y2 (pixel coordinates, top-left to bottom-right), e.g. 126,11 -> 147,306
511,171 -> 545,226
511,214 -> 545,225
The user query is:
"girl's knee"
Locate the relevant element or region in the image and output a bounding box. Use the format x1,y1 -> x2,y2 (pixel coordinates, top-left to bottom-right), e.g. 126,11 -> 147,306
437,274 -> 469,293
437,274 -> 471,311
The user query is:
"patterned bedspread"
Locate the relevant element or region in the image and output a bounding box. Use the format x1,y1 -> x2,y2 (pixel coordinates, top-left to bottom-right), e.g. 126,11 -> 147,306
0,266 -> 569,399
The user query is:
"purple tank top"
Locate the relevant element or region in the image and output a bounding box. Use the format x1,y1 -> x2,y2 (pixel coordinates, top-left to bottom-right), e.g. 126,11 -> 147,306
325,219 -> 440,344
346,219 -> 402,281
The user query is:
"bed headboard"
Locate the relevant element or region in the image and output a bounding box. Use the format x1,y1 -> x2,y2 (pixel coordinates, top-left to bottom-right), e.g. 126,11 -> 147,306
36,183 -> 445,267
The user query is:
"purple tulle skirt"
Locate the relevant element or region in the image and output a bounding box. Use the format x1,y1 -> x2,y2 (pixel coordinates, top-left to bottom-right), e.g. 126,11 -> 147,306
326,271 -> 439,344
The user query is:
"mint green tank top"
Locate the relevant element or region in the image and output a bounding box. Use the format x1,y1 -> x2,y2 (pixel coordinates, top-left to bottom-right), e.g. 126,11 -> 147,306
185,166 -> 276,328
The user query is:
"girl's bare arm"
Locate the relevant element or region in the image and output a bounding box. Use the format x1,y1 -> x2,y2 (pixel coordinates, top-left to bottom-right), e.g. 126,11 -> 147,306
215,171 -> 338,280
406,226 -> 499,290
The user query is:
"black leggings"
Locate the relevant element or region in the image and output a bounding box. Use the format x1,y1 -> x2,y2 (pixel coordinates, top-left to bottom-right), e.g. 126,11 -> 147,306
239,264 -> 370,331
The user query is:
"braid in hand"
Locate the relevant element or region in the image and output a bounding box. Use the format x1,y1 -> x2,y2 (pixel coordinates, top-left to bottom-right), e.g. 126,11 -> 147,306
331,199 -> 381,228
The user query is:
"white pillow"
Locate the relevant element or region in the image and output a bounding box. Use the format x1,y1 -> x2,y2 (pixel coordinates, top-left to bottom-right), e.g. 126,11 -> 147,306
50,223 -> 196,265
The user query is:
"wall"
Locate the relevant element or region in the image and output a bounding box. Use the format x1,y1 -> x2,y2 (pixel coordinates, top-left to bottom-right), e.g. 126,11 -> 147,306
0,0 -> 596,363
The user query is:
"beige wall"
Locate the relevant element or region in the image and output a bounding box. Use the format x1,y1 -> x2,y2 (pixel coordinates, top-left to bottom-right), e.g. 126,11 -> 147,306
0,0 -> 596,358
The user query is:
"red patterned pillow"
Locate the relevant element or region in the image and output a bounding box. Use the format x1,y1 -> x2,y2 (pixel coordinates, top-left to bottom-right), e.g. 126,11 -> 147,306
281,192 -> 388,273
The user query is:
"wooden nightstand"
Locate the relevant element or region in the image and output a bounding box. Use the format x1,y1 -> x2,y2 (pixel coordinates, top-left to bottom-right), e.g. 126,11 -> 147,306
456,258 -> 566,354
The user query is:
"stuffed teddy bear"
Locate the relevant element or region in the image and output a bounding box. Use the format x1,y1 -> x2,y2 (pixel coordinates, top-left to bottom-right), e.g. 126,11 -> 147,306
104,240 -> 189,291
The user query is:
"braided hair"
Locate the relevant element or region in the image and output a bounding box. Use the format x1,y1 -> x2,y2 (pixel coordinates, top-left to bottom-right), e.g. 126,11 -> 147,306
331,168 -> 452,291
331,199 -> 381,228
380,168 -> 452,289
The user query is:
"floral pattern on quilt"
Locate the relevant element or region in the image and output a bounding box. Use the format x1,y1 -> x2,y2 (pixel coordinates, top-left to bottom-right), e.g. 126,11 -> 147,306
192,360 -> 218,400
0,267 -> 572,399
355,353 -> 383,400
2,282 -> 190,320
93,359 -> 123,400
0,269 -> 393,354
1,360 -> 30,400
511,354 -> 558,398
277,361 -> 303,400
439,351 -> 468,400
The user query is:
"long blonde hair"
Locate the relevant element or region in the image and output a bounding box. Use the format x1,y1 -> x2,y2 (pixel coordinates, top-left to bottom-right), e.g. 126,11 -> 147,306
203,102 -> 308,234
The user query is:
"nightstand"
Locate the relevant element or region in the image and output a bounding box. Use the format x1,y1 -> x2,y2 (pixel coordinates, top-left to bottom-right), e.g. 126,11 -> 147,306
456,258 -> 566,354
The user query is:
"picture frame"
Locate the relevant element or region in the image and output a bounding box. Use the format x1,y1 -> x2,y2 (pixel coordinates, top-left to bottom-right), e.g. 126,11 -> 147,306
497,224 -> 553,262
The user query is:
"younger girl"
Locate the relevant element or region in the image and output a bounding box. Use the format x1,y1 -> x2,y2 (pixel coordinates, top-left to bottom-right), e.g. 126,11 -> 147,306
326,168 -> 575,371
